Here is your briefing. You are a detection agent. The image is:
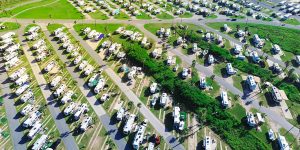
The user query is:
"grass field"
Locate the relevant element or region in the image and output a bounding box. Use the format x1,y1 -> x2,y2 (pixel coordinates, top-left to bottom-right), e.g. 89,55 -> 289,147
0,22 -> 20,32
207,22 -> 300,55
113,11 -> 130,20
89,11 -> 109,20
283,18 -> 300,25
0,0 -> 32,9
0,0 -> 84,19
156,12 -> 174,19
136,12 -> 152,20
179,12 -> 193,18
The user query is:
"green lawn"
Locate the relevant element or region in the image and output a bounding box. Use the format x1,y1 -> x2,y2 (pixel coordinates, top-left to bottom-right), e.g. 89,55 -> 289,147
283,18 -> 300,25
227,103 -> 246,123
0,0 -> 84,19
113,11 -> 130,20
156,12 -> 174,19
89,11 -> 109,20
205,14 -> 218,19
0,0 -> 32,9
207,22 -> 300,55
229,15 -> 245,19
136,12 -> 152,20
0,22 -> 20,32
179,12 -> 193,18
279,128 -> 300,149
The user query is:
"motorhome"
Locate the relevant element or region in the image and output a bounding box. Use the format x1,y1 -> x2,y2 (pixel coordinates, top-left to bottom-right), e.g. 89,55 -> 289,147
150,83 -> 157,94
16,83 -> 30,96
253,34 -> 264,48
71,50 -> 79,58
15,74 -> 29,86
88,73 -> 100,87
123,114 -> 136,134
278,135 -> 290,150
94,78 -> 105,93
64,102 -> 77,116
221,91 -> 229,108
182,68 -> 189,78
246,75 -> 256,91
27,26 -> 40,35
80,116 -> 92,131
54,84 -> 66,97
5,56 -> 20,69
83,27 -> 91,35
78,60 -> 88,70
88,30 -> 97,39
203,136 -> 211,150
247,112 -> 256,127
35,52 -> 47,62
226,63 -> 236,75
100,93 -> 110,102
207,55 -> 214,65
199,77 -> 207,89
20,90 -> 34,103
10,67 -> 26,81
73,55 -> 82,65
20,104 -> 34,116
271,86 -> 283,102
84,65 -> 94,76
128,67 -> 137,80
27,122 -> 42,139
23,111 -> 41,128
234,44 -> 242,54
32,135 -> 47,150
61,90 -> 74,104
32,40 -> 45,50
44,61 -> 55,72
74,103 -> 88,120
132,120 -> 148,149
50,76 -> 62,87
0,32 -> 15,40
27,32 -> 39,41
172,107 -> 180,126
4,51 -> 18,61
116,107 -> 125,121
272,44 -> 281,54
160,93 -> 169,107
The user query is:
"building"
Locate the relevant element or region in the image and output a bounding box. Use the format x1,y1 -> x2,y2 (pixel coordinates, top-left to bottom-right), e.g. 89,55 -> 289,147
278,135 -> 290,150
246,112 -> 256,127
123,114 -> 136,134
246,75 -> 256,91
271,86 -> 283,102
132,120 -> 148,149
32,135 -> 47,150
226,63 -> 236,75
221,91 -> 229,108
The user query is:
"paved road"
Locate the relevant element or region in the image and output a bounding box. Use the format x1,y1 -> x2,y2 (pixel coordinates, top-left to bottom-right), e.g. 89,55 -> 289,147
68,29 -> 185,150
0,62 -> 26,150
16,26 -> 79,150
43,29 -> 130,150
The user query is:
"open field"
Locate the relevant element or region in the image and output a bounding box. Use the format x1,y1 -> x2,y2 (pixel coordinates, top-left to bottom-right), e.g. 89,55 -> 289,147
0,0 -> 33,9
0,0 -> 83,19
0,22 -> 20,32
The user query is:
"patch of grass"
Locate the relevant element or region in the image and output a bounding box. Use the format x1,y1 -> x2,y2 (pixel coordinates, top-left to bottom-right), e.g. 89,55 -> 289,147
0,0 -> 84,19
136,12 -> 152,20
47,23 -> 64,33
113,11 -> 130,20
279,128 -> 299,148
229,15 -> 245,19
227,103 -> 246,123
207,22 -> 300,55
262,17 -> 273,21
280,51 -> 294,62
232,74 -> 243,91
206,77 -> 220,97
205,14 -> 217,19
156,12 -> 174,19
283,18 -> 300,25
179,12 -> 193,18
89,11 -> 109,20
0,22 -> 20,32
213,63 -> 226,77
0,0 -> 32,9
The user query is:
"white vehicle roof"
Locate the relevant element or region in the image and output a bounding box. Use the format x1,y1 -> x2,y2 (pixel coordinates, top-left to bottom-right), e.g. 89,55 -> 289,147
124,114 -> 136,134
84,65 -> 94,75
61,90 -> 74,104
50,76 -> 62,87
32,39 -> 45,49
173,107 -> 180,124
44,61 -> 55,72
54,84 -> 66,97
4,51 -> 18,61
16,83 -> 30,96
221,91 -> 229,106
20,104 -> 33,116
28,122 -> 42,139
0,32 -> 15,40
64,102 -> 76,115
23,111 -> 41,127
32,135 -> 47,150
160,93 -> 168,105
20,90 -> 34,102
150,83 -> 157,93
94,78 -> 105,93
80,117 -> 92,131
132,121 -> 148,149
10,67 -> 26,81
73,55 -> 82,65
203,136 -> 211,150
116,107 -> 125,120
74,104 -> 88,120
15,74 -> 29,86
79,60 -> 88,70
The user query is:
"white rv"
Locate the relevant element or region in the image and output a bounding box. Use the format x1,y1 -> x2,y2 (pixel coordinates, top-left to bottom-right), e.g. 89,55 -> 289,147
53,84 -> 66,97
221,91 -> 229,108
9,67 -> 26,81
150,83 -> 157,94
64,102 -> 77,116
78,60 -> 88,70
44,61 -> 55,72
123,114 -> 136,134
20,90 -> 34,103
132,120 -> 148,149
80,117 -> 92,131
15,74 -> 29,86
23,111 -> 41,128
16,83 -> 30,96
32,135 -> 47,150
20,104 -> 34,116
27,122 -> 42,139
74,103 -> 88,120
61,90 -> 74,104
94,78 -> 105,93
73,55 -> 82,65
160,93 -> 169,107
84,65 -> 94,76
50,76 -> 62,87
116,107 -> 125,121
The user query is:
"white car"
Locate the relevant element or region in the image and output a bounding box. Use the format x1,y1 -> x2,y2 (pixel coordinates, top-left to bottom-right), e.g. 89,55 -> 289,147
116,107 -> 125,121
78,60 -> 88,70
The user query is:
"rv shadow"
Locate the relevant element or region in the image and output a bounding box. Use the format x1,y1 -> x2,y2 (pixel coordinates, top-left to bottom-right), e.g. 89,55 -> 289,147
14,99 -> 24,106
19,135 -> 30,144
264,92 -> 279,107
66,116 -> 77,124
56,112 -> 65,120
13,112 -> 23,120
72,127 -> 83,136
164,112 -> 174,132
15,124 -> 26,132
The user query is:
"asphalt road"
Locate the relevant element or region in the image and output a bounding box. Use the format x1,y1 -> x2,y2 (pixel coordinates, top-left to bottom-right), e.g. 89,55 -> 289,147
16,27 -> 79,150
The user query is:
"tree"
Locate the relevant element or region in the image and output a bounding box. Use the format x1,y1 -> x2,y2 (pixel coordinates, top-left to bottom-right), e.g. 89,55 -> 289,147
127,101 -> 133,110
236,24 -> 240,32
284,61 -> 290,71
259,100 -> 265,107
192,60 -> 196,67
